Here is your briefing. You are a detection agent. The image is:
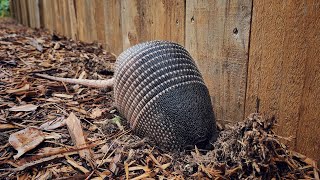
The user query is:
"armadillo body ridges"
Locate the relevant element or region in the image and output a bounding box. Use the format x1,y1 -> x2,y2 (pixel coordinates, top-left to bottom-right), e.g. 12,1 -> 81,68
114,40 -> 218,150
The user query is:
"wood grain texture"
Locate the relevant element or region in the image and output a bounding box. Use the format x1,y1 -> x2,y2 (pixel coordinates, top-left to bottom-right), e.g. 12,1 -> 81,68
186,0 -> 252,124
42,0 -> 56,32
53,0 -> 61,34
67,0 -> 77,39
10,0 -> 16,20
246,0 -> 320,162
76,0 -> 97,42
295,0 -> 320,165
60,0 -> 70,37
26,0 -> 40,28
34,0 -> 40,28
26,0 -> 34,28
93,0 -> 106,46
103,0 -> 122,55
19,0 -> 29,26
17,0 -> 22,24
121,0 -> 185,50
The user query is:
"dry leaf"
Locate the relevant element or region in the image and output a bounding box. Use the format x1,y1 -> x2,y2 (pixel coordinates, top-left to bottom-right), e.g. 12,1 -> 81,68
109,154 -> 121,174
9,104 -> 38,112
66,156 -> 90,173
69,107 -> 87,115
6,84 -> 30,94
39,61 -> 52,68
53,42 -> 60,50
52,93 -> 74,99
90,107 -> 103,119
66,112 -> 93,163
9,127 -> 45,159
39,117 -> 66,130
27,37 -> 43,52
36,147 -> 67,156
0,123 -> 18,130
44,132 -> 62,140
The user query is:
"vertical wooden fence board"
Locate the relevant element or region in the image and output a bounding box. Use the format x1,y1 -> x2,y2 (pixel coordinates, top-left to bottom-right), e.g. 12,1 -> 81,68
246,0 -> 320,162
93,0 -> 106,46
76,0 -> 97,42
68,0 -> 77,39
38,0 -> 44,28
26,0 -> 40,28
27,0 -> 33,28
103,0 -> 122,55
121,0 -> 185,50
45,0 -> 55,33
295,0 -> 320,164
40,0 -> 47,29
245,0 -> 288,134
34,0 -> 40,28
10,0 -> 16,19
52,0 -> 60,34
20,0 -> 29,26
61,0 -> 70,38
186,0 -> 252,124
16,0 -> 22,24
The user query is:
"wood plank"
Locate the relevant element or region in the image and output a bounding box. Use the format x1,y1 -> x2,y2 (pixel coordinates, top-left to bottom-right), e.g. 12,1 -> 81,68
76,0 -> 97,42
27,0 -> 34,28
93,0 -> 106,46
186,0 -> 252,124
17,0 -> 21,22
19,0 -> 29,26
52,0 -> 60,34
121,0 -> 185,50
27,0 -> 40,28
246,0 -> 320,162
34,0 -> 40,28
295,0 -> 320,165
16,0 -> 22,24
10,0 -> 15,19
103,0 -> 122,55
61,0 -> 71,37
38,0 -> 44,27
67,0 -> 77,39
43,0 -> 55,32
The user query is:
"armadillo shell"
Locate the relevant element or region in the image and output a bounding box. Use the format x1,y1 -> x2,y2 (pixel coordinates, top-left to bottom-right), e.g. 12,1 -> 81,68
114,41 -> 217,150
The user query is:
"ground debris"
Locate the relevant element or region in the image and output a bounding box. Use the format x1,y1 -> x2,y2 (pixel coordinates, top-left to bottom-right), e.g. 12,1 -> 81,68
178,114 -> 319,179
0,18 -> 318,179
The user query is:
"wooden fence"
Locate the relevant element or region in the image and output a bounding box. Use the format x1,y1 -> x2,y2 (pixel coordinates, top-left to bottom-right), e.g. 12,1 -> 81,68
10,0 -> 320,164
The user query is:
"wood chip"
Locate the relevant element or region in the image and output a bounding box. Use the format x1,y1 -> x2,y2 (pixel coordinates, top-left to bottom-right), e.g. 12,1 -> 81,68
9,104 -> 38,112
9,127 -> 45,159
65,112 -> 93,164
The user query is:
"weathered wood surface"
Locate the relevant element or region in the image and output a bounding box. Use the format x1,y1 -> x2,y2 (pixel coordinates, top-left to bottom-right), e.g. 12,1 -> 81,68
76,0 -> 97,42
121,0 -> 185,50
26,0 -> 40,28
246,0 -> 320,163
19,0 -> 29,26
186,0 -> 252,124
103,0 -> 122,55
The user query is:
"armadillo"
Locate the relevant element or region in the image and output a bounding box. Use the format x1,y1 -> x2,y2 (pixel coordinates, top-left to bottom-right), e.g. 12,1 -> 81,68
36,40 -> 218,150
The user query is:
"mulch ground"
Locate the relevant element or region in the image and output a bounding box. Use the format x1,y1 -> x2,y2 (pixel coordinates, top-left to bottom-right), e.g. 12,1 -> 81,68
0,18 -> 319,179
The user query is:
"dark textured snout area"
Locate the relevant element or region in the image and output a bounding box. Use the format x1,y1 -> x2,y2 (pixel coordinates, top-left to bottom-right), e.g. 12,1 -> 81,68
114,40 -> 218,150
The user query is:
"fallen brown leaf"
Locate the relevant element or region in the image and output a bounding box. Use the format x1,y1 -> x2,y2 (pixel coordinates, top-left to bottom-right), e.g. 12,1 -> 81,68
39,117 -> 66,131
9,127 -> 45,159
9,104 -> 38,112
6,84 -> 30,94
65,112 -> 93,164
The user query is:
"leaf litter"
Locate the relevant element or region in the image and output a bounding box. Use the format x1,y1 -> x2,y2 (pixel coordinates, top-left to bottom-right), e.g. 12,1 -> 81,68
0,18 -> 319,179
